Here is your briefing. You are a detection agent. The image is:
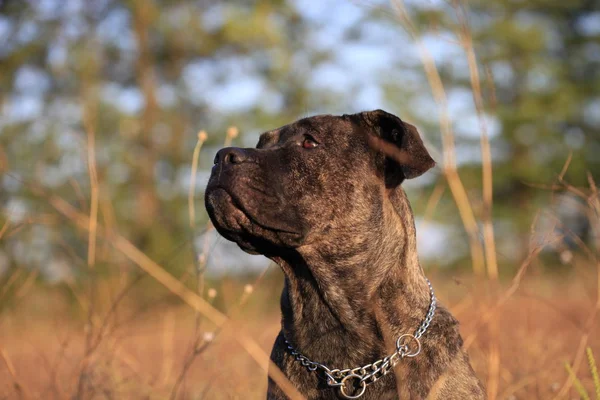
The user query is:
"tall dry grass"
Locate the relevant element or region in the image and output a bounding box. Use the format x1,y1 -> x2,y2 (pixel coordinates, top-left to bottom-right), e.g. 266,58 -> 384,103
1,1 -> 599,399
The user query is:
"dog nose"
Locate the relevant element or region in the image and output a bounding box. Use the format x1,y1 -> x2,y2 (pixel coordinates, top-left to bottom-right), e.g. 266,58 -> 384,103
214,147 -> 249,165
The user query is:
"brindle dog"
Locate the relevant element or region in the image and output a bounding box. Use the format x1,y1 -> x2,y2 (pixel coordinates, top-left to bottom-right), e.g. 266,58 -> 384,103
205,110 -> 485,399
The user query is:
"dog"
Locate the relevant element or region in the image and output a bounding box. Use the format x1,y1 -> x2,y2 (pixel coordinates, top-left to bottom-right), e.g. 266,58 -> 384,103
205,110 -> 485,399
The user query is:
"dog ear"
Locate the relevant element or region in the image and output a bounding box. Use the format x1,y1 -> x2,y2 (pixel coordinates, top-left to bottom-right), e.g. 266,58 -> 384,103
354,109 -> 435,182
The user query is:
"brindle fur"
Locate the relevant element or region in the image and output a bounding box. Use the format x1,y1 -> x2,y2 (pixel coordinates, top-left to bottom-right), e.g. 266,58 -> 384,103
205,110 -> 485,399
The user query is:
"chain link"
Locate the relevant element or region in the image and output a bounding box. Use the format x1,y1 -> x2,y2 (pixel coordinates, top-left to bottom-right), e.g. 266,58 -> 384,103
284,278 -> 436,399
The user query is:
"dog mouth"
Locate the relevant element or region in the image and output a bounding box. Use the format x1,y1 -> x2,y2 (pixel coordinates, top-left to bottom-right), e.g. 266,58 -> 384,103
205,186 -> 305,251
206,187 -> 247,231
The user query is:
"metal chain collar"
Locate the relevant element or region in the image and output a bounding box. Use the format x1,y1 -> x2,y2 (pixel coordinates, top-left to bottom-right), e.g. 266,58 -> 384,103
284,278 -> 436,399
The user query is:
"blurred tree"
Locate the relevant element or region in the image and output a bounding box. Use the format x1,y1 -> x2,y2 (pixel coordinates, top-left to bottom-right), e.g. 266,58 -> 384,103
0,0 -> 598,281
401,0 -> 600,266
0,0 -> 332,279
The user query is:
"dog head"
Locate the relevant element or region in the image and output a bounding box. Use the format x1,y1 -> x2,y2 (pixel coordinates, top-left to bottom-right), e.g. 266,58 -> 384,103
204,109 -> 434,255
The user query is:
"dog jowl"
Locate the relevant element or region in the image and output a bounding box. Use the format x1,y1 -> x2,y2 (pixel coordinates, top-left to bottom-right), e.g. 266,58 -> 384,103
205,110 -> 485,399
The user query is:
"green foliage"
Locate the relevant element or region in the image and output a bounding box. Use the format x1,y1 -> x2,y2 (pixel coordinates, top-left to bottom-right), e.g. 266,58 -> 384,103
565,361 -> 591,400
565,347 -> 600,400
406,0 -> 600,266
588,347 -> 600,400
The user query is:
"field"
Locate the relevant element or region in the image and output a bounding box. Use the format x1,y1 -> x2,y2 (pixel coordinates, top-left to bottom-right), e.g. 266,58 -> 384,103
1,266 -> 599,399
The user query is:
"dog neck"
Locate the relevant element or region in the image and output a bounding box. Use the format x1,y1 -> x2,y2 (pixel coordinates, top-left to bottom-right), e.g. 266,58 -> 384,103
270,188 -> 431,367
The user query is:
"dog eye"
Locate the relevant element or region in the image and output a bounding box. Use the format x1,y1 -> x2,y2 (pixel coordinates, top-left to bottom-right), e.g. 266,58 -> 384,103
301,137 -> 319,149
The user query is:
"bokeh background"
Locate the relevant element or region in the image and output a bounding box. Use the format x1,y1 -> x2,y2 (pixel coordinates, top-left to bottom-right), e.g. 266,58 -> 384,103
0,0 -> 599,399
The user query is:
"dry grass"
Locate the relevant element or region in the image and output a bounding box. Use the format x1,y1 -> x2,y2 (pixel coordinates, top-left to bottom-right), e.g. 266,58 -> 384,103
0,272 -> 599,399
1,119 -> 599,400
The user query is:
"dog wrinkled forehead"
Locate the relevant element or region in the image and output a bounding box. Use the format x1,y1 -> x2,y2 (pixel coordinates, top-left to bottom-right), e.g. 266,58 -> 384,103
257,129 -> 280,149
256,114 -> 346,149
